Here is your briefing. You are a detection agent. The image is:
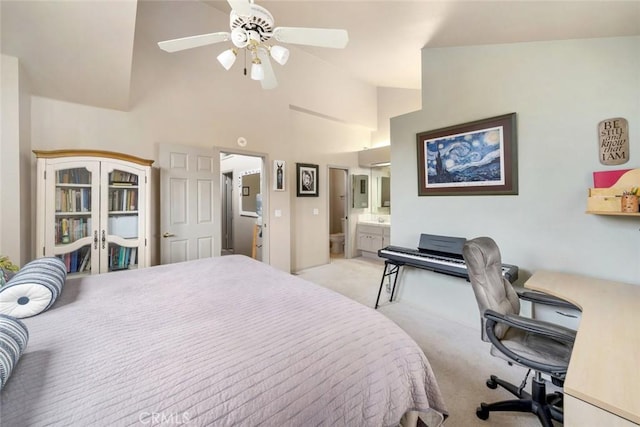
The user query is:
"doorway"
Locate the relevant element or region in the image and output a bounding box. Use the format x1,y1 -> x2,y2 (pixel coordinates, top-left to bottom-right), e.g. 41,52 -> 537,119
328,167 -> 348,259
217,150 -> 268,263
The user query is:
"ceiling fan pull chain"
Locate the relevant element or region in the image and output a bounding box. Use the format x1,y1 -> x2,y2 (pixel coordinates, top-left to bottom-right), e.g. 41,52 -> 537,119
243,49 -> 247,76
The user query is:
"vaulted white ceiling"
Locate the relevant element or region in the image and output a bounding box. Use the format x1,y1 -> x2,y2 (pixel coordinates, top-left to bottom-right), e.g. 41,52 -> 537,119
2,0 -> 639,111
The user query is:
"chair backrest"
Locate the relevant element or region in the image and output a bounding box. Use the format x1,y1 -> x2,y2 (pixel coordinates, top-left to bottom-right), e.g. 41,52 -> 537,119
462,237 -> 520,341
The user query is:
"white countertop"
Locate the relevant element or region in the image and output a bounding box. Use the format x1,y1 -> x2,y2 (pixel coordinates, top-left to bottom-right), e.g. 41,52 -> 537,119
357,220 -> 390,226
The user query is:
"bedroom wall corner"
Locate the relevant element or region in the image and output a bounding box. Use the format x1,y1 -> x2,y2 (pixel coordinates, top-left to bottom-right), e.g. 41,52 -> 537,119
390,36 -> 640,330
1,54 -> 32,266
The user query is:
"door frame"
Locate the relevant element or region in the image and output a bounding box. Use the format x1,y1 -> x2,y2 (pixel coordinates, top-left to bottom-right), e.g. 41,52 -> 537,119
221,170 -> 233,252
327,165 -> 350,259
213,146 -> 270,264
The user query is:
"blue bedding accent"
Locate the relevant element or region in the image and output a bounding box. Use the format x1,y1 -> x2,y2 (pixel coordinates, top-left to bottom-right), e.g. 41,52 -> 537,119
0,314 -> 29,390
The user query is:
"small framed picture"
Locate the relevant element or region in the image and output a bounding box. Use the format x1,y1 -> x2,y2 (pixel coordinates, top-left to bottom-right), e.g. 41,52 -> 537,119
273,160 -> 285,191
242,186 -> 250,196
296,163 -> 319,197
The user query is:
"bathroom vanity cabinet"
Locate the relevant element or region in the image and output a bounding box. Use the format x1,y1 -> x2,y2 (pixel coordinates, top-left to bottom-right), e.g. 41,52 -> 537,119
357,223 -> 390,256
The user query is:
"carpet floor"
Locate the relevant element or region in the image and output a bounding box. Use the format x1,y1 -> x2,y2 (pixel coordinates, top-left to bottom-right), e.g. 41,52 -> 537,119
296,256 -> 560,427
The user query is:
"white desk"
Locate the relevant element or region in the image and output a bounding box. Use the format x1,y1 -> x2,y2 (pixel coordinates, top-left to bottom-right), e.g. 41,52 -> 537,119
526,271 -> 640,426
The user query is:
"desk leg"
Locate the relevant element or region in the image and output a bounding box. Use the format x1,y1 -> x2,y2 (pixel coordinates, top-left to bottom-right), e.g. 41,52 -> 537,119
375,261 -> 402,309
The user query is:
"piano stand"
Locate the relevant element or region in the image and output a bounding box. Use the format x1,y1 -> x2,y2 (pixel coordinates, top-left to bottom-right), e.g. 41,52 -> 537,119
375,260 -> 403,309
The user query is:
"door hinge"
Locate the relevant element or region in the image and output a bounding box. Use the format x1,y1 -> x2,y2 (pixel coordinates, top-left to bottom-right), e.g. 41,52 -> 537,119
145,238 -> 147,247
42,246 -> 45,256
44,170 -> 46,180
145,176 -> 147,184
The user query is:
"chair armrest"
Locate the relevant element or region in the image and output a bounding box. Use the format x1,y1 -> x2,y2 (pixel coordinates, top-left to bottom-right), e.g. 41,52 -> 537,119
485,310 -> 576,343
483,309 -> 575,377
516,288 -> 581,311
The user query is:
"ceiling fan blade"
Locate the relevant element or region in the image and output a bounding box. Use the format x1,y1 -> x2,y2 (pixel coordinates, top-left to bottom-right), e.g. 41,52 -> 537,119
158,32 -> 230,53
272,27 -> 349,49
257,48 -> 278,90
227,0 -> 251,17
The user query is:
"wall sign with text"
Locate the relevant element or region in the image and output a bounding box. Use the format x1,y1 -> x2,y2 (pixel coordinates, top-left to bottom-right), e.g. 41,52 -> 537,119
599,117 -> 629,165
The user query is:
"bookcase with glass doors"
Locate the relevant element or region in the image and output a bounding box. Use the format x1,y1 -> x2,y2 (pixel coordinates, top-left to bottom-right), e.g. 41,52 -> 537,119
34,150 -> 153,275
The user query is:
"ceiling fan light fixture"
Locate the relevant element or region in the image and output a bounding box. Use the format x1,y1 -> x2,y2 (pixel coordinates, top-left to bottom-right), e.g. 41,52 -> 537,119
231,28 -> 249,48
217,48 -> 238,70
251,58 -> 265,81
269,45 -> 290,65
157,0 -> 350,90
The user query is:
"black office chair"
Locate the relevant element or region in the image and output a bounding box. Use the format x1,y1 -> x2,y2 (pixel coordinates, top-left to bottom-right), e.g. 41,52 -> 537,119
462,237 -> 577,427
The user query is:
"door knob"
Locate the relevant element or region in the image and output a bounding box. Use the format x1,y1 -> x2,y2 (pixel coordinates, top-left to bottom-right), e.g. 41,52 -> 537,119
162,232 -> 175,238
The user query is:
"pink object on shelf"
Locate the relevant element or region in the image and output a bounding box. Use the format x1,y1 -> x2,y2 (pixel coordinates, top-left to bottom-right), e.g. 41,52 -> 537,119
593,169 -> 633,188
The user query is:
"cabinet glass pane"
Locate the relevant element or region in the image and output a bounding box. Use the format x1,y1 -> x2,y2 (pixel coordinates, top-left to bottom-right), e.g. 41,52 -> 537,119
55,167 -> 92,214
108,168 -> 139,239
55,216 -> 92,245
108,244 -> 137,271
55,167 -> 93,245
57,245 -> 92,274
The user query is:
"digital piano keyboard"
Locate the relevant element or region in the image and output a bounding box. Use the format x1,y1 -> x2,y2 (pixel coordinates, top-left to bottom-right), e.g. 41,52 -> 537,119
374,234 -> 519,309
378,245 -> 519,284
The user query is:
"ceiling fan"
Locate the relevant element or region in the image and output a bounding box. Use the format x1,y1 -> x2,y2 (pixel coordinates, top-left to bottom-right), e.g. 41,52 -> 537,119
157,0 -> 349,90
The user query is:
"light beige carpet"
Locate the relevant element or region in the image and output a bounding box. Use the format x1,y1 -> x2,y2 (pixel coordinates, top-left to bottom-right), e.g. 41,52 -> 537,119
297,256 -> 559,427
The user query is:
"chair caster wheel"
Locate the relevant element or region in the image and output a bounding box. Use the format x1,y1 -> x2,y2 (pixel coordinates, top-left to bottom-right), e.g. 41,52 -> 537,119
486,376 -> 498,389
476,404 -> 490,420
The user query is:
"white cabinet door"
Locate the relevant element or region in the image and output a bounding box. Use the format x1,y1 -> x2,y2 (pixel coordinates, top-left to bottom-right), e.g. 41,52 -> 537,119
100,161 -> 148,273
43,160 -> 101,274
357,224 -> 387,253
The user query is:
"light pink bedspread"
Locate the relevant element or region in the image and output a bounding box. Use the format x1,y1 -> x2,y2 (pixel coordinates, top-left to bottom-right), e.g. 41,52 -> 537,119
2,255 -> 447,426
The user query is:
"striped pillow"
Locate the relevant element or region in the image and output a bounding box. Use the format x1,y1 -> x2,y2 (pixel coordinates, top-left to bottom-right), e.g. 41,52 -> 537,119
0,314 -> 29,390
0,257 -> 67,319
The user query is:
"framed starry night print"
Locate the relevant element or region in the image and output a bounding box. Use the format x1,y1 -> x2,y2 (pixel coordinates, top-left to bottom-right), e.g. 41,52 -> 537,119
416,113 -> 518,196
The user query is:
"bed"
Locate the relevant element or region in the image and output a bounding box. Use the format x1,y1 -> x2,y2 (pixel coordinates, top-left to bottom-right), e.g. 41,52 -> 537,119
1,255 -> 447,426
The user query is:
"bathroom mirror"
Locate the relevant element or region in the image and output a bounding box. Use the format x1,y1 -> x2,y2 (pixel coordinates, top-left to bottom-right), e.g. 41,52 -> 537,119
240,172 -> 261,217
371,166 -> 390,213
380,176 -> 391,208
352,174 -> 369,208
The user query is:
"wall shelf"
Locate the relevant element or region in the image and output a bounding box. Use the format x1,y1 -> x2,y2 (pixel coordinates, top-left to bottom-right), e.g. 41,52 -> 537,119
586,168 -> 639,216
586,210 -> 640,217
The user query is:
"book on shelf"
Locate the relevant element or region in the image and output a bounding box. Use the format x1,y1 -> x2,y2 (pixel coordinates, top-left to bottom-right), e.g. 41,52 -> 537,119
108,246 -> 136,270
110,170 -> 138,186
59,248 -> 89,273
79,249 -> 91,272
56,168 -> 91,185
109,188 -> 138,211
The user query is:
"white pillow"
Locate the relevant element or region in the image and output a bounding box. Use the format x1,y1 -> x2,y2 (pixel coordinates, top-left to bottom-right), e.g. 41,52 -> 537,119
0,257 -> 67,318
0,283 -> 53,318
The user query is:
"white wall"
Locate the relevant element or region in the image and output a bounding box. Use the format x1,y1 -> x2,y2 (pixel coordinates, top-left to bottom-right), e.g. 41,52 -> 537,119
372,87 -> 421,147
289,109 -> 371,271
0,54 -> 31,266
391,36 -> 640,329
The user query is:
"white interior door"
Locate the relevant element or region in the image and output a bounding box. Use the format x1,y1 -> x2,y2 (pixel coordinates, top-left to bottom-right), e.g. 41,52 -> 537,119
159,144 -> 216,264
